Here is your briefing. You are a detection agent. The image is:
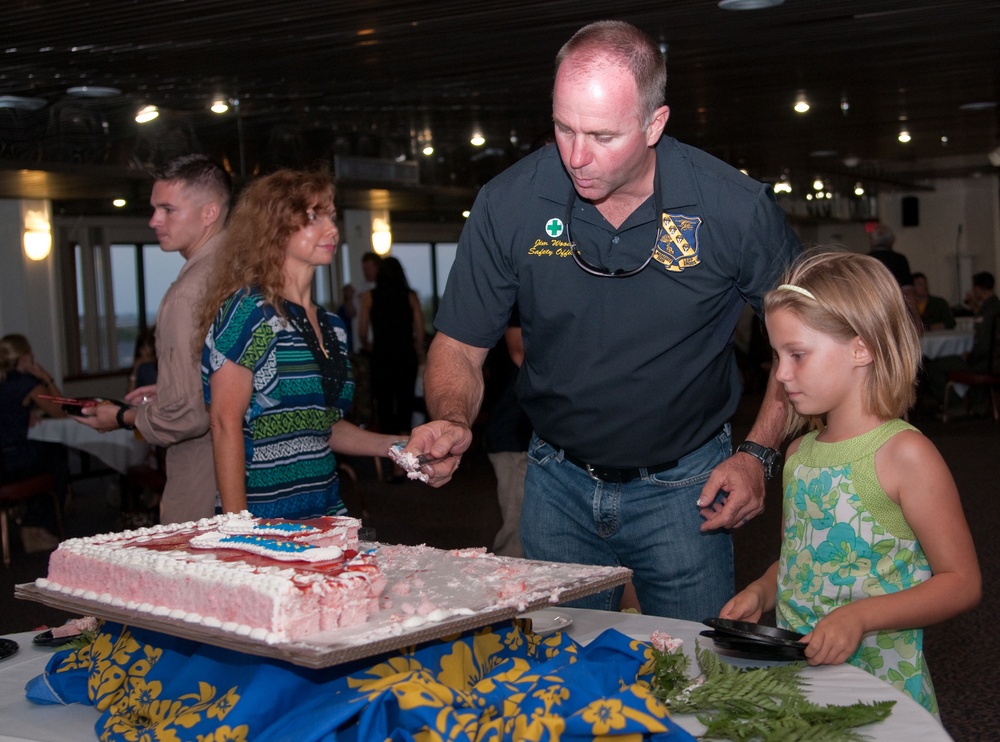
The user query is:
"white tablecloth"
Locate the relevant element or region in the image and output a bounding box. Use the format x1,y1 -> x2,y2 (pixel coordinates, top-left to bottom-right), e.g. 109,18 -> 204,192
27,418 -> 148,476
921,329 -> 974,359
0,608 -> 951,741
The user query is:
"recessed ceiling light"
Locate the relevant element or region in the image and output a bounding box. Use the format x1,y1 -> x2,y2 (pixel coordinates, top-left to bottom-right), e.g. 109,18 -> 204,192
67,86 -> 121,98
809,150 -> 837,158
0,95 -> 46,110
135,104 -> 159,123
718,0 -> 784,8
958,101 -> 997,112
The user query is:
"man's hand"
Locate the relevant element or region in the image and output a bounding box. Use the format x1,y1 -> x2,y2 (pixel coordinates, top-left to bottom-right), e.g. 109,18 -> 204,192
403,419 -> 474,487
74,401 -> 127,433
697,451 -> 766,531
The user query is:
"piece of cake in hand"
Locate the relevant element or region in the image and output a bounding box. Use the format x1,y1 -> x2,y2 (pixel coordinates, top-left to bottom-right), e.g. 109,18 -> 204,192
387,441 -> 432,483
37,512 -> 386,644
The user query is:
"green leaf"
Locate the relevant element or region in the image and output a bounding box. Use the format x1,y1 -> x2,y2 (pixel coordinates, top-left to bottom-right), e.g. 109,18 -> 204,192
651,640 -> 895,740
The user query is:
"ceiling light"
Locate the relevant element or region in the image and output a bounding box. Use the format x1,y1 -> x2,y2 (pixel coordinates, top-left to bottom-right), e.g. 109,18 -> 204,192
112,198 -> 126,208
840,96 -> 850,115
470,130 -> 485,147
988,147 -> 1000,168
773,180 -> 792,194
854,182 -> 865,196
371,217 -> 392,255
210,98 -> 229,114
718,0 -> 784,9
66,85 -> 121,98
422,144 -> 434,156
898,127 -> 911,143
793,93 -> 810,114
812,178 -> 824,191
958,101 -> 997,112
0,95 -> 46,110
135,104 -> 159,123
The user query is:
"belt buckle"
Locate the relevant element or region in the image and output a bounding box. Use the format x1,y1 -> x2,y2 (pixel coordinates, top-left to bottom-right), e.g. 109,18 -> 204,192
585,463 -> 602,482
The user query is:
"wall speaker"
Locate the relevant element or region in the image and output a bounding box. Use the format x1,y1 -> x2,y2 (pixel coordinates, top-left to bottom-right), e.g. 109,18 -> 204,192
901,196 -> 919,226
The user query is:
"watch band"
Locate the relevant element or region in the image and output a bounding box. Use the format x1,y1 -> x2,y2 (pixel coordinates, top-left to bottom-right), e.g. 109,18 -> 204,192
736,440 -> 781,480
115,403 -> 135,431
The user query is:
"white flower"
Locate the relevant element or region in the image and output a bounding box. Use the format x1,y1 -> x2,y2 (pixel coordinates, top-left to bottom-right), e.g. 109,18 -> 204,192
650,631 -> 683,653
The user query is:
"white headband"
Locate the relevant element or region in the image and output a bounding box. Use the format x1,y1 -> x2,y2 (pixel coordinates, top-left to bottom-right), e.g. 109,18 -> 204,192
777,284 -> 817,300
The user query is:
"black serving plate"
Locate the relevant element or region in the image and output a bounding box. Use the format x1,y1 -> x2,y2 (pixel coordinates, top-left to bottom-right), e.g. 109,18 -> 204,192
702,618 -> 806,647
700,630 -> 806,661
32,629 -> 83,647
0,637 -> 19,661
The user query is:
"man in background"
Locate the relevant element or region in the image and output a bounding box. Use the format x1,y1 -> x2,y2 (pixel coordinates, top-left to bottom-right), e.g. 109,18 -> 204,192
77,154 -> 230,524
912,272 -> 956,331
868,223 -> 922,333
925,271 -> 1000,405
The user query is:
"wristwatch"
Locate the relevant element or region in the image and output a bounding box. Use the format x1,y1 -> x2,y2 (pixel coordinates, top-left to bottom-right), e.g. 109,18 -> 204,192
115,403 -> 135,431
737,441 -> 782,480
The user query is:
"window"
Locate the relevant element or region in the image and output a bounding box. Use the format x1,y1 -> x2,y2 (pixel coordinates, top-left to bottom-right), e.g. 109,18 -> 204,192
391,243 -> 457,332
56,218 -> 459,378
59,219 -> 183,376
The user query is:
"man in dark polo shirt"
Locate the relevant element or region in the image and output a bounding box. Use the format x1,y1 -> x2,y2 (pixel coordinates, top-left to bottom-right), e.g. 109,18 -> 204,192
405,20 -> 801,620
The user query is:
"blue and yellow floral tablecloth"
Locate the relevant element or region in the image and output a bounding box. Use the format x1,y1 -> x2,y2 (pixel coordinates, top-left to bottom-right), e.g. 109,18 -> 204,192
25,618 -> 693,741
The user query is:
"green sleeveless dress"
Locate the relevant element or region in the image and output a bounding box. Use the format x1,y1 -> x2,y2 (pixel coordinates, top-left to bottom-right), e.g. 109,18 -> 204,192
776,419 -> 938,714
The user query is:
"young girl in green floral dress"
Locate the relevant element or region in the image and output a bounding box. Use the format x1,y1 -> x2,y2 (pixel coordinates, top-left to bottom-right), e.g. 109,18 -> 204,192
721,249 -> 981,715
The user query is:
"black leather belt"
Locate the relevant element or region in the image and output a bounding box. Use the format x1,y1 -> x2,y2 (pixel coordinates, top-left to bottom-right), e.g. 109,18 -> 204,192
558,426 -> 724,484
562,452 -> 678,483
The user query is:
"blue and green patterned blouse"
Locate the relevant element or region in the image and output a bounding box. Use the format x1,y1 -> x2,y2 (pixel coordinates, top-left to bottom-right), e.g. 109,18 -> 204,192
777,419 -> 937,715
203,287 -> 354,519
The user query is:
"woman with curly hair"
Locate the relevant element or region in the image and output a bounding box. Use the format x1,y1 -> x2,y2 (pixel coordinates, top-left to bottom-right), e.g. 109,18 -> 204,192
199,169 -> 400,519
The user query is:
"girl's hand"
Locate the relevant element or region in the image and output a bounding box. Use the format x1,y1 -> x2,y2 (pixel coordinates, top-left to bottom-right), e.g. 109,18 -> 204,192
801,607 -> 864,665
719,589 -> 764,623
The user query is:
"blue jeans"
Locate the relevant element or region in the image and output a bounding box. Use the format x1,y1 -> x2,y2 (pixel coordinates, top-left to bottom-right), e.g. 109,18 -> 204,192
521,427 -> 734,621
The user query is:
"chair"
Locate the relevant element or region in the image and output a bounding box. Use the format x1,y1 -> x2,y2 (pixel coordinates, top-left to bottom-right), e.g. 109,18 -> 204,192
0,463 -> 63,568
125,446 -> 167,515
942,316 -> 1000,422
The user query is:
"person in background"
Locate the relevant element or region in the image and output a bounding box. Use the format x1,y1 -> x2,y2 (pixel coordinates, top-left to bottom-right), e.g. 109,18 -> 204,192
361,251 -> 382,288
911,272 -> 956,331
127,325 -> 158,393
913,273 -> 956,330
358,256 -> 425,438
200,169 -> 401,518
867,223 -> 922,334
404,20 -> 801,620
0,333 -> 69,552
78,154 -> 230,525
482,311 -> 531,557
721,250 -> 981,715
925,271 -> 1000,405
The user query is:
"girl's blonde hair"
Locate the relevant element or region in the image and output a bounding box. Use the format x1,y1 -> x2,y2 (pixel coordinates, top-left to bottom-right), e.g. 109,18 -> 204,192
198,169 -> 335,343
0,333 -> 32,385
764,248 -> 921,438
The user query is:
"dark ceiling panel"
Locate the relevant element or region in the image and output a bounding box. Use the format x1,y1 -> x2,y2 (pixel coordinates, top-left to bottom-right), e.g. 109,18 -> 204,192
1,0 -> 997,208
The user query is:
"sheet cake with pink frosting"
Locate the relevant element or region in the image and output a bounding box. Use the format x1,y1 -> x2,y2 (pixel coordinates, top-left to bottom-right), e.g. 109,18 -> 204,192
37,512 -> 385,644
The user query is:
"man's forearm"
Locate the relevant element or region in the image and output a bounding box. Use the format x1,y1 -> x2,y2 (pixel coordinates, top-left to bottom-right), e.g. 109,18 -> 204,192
743,368 -> 788,450
423,334 -> 487,427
